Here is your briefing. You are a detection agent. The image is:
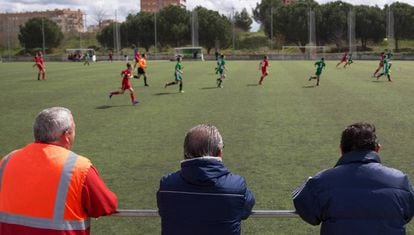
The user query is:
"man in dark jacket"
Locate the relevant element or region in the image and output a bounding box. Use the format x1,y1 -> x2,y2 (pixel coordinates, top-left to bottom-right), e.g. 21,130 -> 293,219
293,122 -> 414,235
157,124 -> 255,235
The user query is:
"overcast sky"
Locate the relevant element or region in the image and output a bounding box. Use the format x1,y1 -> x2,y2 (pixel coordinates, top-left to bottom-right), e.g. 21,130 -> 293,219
1,0 -> 413,27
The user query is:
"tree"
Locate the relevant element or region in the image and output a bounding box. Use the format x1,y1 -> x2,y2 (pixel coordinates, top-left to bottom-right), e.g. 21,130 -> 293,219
234,8 -> 252,32
92,7 -> 108,29
388,2 -> 414,51
124,12 -> 154,52
273,0 -> 319,49
96,23 -> 115,48
355,5 -> 385,50
18,17 -> 63,50
157,6 -> 190,47
253,0 -> 284,38
195,6 -> 232,54
318,1 -> 353,49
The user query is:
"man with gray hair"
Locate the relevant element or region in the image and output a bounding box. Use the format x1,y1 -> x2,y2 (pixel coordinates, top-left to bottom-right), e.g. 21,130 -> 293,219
157,124 -> 255,235
0,107 -> 117,235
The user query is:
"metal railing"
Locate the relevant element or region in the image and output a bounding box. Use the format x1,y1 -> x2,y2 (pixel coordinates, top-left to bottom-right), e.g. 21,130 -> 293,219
113,209 -> 298,218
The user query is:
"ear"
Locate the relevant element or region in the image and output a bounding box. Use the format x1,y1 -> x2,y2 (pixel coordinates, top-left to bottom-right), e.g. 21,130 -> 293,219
375,143 -> 381,153
216,149 -> 223,157
58,130 -> 72,150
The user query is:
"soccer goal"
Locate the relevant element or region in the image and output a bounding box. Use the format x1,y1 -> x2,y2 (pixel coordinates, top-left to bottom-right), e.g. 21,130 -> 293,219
281,46 -> 328,60
174,47 -> 204,61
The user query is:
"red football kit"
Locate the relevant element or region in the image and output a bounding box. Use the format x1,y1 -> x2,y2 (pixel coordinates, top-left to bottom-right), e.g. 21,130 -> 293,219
341,53 -> 348,62
121,69 -> 132,90
379,54 -> 386,66
261,59 -> 269,75
34,55 -> 45,70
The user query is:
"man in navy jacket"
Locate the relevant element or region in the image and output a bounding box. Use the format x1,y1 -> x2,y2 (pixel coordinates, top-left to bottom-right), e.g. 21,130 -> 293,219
293,122 -> 414,235
157,124 -> 255,235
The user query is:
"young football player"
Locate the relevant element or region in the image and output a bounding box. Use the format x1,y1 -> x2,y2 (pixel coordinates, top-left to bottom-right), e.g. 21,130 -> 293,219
336,52 -> 348,68
133,48 -> 141,69
373,52 -> 386,77
258,55 -> 269,85
343,53 -> 353,68
216,54 -> 226,88
108,63 -> 139,105
308,58 -> 326,86
165,56 -> 185,93
33,51 -> 46,80
376,57 -> 392,82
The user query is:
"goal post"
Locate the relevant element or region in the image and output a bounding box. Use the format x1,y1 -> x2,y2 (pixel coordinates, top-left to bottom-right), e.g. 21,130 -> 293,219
174,47 -> 204,61
281,46 -> 328,60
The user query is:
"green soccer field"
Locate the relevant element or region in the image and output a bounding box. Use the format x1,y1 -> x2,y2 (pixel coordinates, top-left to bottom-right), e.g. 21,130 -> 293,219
1,59 -> 414,234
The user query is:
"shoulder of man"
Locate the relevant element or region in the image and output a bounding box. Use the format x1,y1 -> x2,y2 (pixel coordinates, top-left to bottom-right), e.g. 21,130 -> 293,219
158,170 -> 184,190
215,172 -> 251,194
71,152 -> 92,171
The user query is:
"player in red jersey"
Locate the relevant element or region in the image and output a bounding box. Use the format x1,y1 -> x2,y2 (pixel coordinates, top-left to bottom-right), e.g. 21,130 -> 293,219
108,50 -> 113,62
33,51 -> 46,80
258,55 -> 269,85
336,52 -> 348,68
373,52 -> 386,77
108,63 -> 139,105
133,48 -> 141,69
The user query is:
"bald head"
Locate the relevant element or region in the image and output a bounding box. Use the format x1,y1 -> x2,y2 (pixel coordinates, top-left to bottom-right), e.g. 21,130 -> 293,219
184,124 -> 224,159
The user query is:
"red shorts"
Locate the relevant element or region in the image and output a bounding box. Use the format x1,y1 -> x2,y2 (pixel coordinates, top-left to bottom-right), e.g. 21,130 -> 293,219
341,58 -> 347,62
261,68 -> 268,76
37,64 -> 44,71
122,78 -> 131,90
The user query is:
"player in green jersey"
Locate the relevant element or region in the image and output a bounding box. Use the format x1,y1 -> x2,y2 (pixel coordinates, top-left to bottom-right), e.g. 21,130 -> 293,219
376,58 -> 392,82
385,51 -> 393,70
165,56 -> 185,93
343,53 -> 353,68
308,58 -> 326,86
215,54 -> 220,74
216,54 -> 226,88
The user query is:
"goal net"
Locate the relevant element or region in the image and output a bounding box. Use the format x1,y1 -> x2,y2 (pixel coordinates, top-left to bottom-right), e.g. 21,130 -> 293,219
281,46 -> 328,60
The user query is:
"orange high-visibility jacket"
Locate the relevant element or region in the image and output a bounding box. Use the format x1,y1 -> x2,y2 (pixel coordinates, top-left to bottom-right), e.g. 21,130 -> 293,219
0,142 -> 92,232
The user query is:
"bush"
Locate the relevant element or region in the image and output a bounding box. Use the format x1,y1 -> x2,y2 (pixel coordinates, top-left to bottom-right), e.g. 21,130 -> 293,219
239,35 -> 270,49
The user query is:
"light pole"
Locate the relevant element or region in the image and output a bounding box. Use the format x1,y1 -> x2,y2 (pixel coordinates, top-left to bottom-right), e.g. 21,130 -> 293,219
41,17 -> 46,56
270,7 -> 274,51
7,17 -> 11,60
232,7 -> 235,54
154,0 -> 162,58
154,11 -> 157,57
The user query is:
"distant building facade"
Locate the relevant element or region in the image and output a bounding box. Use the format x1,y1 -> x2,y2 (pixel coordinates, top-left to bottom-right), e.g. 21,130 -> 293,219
87,19 -> 114,33
141,0 -> 186,13
0,9 -> 84,47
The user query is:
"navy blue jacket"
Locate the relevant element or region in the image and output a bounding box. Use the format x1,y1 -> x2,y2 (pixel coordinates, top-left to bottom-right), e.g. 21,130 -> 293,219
157,157 -> 255,235
293,151 -> 414,235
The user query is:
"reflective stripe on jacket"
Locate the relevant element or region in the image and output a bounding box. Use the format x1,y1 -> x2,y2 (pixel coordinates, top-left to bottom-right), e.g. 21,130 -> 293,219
0,143 -> 92,232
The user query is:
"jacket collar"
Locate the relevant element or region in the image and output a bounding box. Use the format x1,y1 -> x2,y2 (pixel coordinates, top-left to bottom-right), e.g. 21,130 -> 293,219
335,150 -> 381,167
181,156 -> 222,163
180,156 -> 229,186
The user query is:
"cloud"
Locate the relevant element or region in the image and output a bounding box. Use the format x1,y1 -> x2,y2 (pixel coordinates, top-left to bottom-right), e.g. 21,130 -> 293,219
188,0 -> 260,15
1,0 -> 413,27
